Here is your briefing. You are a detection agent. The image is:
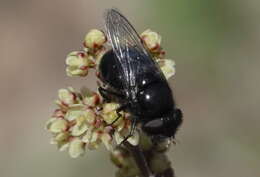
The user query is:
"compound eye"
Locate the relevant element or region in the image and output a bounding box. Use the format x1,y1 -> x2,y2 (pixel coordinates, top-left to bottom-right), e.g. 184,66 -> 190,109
144,118 -> 163,128
142,118 -> 164,135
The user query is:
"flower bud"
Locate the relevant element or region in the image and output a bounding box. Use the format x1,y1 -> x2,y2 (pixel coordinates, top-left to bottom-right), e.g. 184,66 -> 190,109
141,29 -> 162,52
57,87 -> 77,107
66,51 -> 94,77
84,29 -> 106,49
81,87 -> 101,107
157,59 -> 176,79
52,109 -> 65,118
94,47 -> 107,66
102,103 -> 121,125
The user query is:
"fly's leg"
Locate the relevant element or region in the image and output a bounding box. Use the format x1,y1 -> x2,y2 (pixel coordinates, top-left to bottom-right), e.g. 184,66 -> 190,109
98,87 -> 129,126
120,117 -> 137,145
98,87 -> 124,102
107,104 -> 128,126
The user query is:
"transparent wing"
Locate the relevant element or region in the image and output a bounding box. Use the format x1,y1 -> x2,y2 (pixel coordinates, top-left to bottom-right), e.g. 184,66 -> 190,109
105,9 -> 166,98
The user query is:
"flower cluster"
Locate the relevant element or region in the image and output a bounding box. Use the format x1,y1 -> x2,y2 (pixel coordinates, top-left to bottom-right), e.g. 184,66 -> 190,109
46,29 -> 176,158
140,29 -> 176,79
46,87 -> 139,158
65,29 -> 107,77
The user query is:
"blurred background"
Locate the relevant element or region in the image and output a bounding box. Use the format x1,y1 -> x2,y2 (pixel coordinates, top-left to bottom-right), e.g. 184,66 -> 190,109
1,0 -> 259,177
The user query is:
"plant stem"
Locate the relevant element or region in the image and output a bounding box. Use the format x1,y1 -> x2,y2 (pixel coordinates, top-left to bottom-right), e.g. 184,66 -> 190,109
111,133 -> 176,177
124,142 -> 154,177
123,141 -> 175,177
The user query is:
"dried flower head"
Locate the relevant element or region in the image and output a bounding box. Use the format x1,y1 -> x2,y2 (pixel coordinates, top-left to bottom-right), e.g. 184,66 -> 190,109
46,28 -> 177,158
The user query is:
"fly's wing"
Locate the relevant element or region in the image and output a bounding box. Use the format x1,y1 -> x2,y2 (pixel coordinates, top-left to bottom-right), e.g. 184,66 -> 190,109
105,9 -> 166,98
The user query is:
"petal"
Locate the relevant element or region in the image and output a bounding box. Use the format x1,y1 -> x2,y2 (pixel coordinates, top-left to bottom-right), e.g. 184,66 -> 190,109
87,141 -> 101,150
48,119 -> 68,133
66,67 -> 88,77
114,131 -> 124,145
84,29 -> 106,49
127,131 -> 140,146
55,132 -> 69,142
69,138 -> 85,158
65,104 -> 84,121
90,131 -> 99,143
66,51 -> 88,67
158,59 -> 176,79
82,127 -> 94,143
94,47 -> 107,66
58,88 -> 75,105
114,118 -> 125,132
86,129 -> 102,150
84,109 -> 96,124
45,118 -> 56,130
71,123 -> 88,136
66,55 -> 82,67
80,88 -> 101,106
50,137 -> 57,145
102,103 -> 121,124
83,94 -> 100,107
65,52 -> 90,77
102,103 -> 120,114
58,142 -> 69,152
141,29 -> 161,51
52,109 -> 65,118
101,133 -> 113,151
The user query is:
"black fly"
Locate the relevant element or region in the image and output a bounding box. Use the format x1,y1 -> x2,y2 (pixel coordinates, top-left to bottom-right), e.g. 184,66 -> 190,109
98,9 -> 183,142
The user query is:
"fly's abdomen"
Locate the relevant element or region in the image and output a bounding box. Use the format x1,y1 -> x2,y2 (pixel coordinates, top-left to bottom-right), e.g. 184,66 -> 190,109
137,81 -> 174,119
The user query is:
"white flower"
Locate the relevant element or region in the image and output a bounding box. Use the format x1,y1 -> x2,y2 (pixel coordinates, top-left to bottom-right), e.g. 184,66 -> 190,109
157,59 -> 176,79
46,118 -> 68,133
126,130 -> 140,146
70,117 -> 88,136
94,47 -> 107,67
56,87 -> 78,107
64,104 -> 84,121
66,51 -> 94,77
54,132 -> 70,151
114,127 -> 139,146
102,103 -> 122,125
141,29 -> 162,52
69,138 -> 86,158
81,87 -> 101,107
84,29 -> 106,49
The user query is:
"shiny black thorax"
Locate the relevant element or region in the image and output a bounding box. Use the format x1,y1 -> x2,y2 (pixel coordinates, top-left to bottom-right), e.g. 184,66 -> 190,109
99,50 -> 182,138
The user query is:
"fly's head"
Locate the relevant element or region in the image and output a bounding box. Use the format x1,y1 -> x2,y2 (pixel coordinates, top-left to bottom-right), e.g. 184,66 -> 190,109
142,109 -> 183,139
